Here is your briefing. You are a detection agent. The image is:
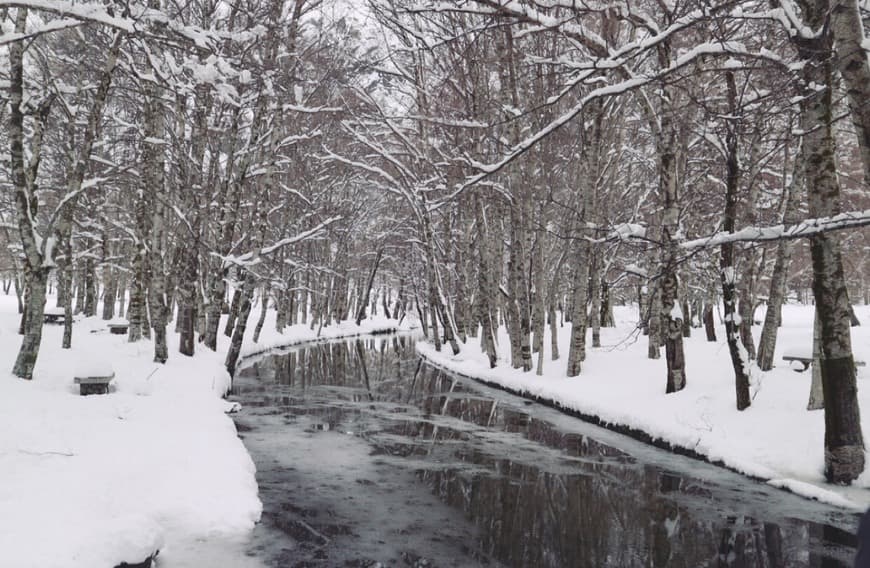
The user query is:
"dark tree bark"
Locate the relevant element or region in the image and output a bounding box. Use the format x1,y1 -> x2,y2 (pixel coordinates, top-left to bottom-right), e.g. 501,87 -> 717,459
566,240 -> 590,376
638,285 -> 650,336
224,286 -> 242,337
794,2 -> 864,482
204,108 -> 246,351
600,280 -> 614,327
758,157 -> 803,370
474,194 -> 498,368
721,70 -> 751,411
143,63 -> 169,364
356,248 -> 383,325
589,251 -> 602,348
703,301 -> 717,342
831,0 -> 870,184
9,13 -> 122,377
252,285 -> 270,343
225,272 -> 255,378
659,124 -> 686,393
102,265 -> 117,321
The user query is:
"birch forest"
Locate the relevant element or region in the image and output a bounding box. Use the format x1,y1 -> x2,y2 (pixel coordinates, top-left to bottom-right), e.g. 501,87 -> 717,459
2,0 -> 870,486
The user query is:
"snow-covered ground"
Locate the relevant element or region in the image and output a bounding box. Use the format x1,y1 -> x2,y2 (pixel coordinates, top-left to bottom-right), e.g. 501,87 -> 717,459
0,294 -> 407,568
417,303 -> 870,511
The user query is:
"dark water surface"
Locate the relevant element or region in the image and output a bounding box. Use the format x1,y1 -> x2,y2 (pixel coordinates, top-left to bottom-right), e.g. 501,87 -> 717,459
231,335 -> 859,568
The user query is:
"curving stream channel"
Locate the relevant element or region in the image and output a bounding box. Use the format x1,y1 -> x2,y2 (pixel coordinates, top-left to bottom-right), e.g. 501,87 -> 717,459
230,334 -> 860,568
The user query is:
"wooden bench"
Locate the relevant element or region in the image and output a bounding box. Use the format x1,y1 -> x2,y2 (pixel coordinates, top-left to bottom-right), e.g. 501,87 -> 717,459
108,322 -> 129,335
782,354 -> 865,372
44,308 -> 65,324
74,373 -> 115,395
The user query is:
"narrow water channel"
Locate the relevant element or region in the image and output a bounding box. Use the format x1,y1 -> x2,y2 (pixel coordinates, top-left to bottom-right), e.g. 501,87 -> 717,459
230,335 -> 860,567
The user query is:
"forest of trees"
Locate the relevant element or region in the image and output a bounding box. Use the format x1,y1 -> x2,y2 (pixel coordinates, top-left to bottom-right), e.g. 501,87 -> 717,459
2,0 -> 870,484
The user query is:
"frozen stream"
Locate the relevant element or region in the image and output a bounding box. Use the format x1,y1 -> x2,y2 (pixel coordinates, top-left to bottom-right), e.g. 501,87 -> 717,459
230,334 -> 860,567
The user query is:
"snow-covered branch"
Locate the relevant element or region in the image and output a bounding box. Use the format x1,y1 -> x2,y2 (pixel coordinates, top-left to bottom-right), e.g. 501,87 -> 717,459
217,216 -> 342,268
682,210 -> 870,248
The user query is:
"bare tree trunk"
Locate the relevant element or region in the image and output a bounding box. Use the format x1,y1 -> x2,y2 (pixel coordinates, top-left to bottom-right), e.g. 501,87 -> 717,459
422,211 -> 458,353
102,266 -> 117,321
356,248 -> 383,325
84,249 -> 97,317
300,272 -> 309,324
382,286 -> 392,320
436,299 -> 461,355
738,259 -> 757,361
196,286 -> 207,339
74,268 -> 86,315
275,287 -> 287,333
9,9 -> 49,377
13,268 -> 24,315
549,303 -> 559,361
128,180 -> 150,343
703,300 -> 717,342
831,0 -> 870,184
204,112 -> 245,350
659,122 -> 686,394
289,284 -> 298,326
600,280 -> 614,327
117,270 -> 127,319
531,232 -> 545,357
176,247 -> 198,357
506,201 -> 529,369
532,229 -> 547,374
721,70 -> 751,410
18,277 -> 29,336
758,158 -> 803,370
566,241 -> 590,376
14,269 -> 49,380
589,250 -> 602,348
61,235 -> 73,349
12,20 -> 121,372
474,194 -> 497,368
415,291 -> 429,339
175,83 -> 208,356
225,271 -> 255,378
681,296 -> 691,338
808,306 -> 824,410
144,76 -> 168,363
252,285 -> 270,343
224,287 -> 242,337
127,245 -> 148,343
795,9 -> 864,482
639,285 -> 650,336
647,281 -> 662,358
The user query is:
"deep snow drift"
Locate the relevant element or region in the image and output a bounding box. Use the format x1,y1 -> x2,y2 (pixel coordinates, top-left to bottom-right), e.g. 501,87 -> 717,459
417,303 -> 870,511
0,294 -> 406,568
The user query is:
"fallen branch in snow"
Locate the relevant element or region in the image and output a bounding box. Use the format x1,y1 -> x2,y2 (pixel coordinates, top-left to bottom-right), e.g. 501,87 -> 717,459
18,449 -> 75,457
296,518 -> 331,545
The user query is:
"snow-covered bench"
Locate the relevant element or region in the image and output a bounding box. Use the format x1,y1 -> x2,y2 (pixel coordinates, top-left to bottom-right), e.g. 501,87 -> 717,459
782,351 -> 865,372
108,322 -> 129,335
44,307 -> 65,324
74,361 -> 115,395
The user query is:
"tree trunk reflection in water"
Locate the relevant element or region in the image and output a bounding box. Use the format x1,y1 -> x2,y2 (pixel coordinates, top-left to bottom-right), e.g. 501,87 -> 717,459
233,336 -> 857,568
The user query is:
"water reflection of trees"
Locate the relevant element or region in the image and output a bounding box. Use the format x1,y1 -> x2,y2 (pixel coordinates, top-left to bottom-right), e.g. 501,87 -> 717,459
238,338 -> 853,568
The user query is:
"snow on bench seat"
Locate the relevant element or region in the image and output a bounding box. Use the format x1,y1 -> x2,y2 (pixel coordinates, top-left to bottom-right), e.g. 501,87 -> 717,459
108,322 -> 130,335
73,360 -> 115,395
44,307 -> 66,324
782,349 -> 864,372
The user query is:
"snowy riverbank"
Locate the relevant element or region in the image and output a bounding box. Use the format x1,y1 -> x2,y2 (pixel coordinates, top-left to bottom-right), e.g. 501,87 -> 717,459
417,304 -> 870,512
0,294 -> 408,568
